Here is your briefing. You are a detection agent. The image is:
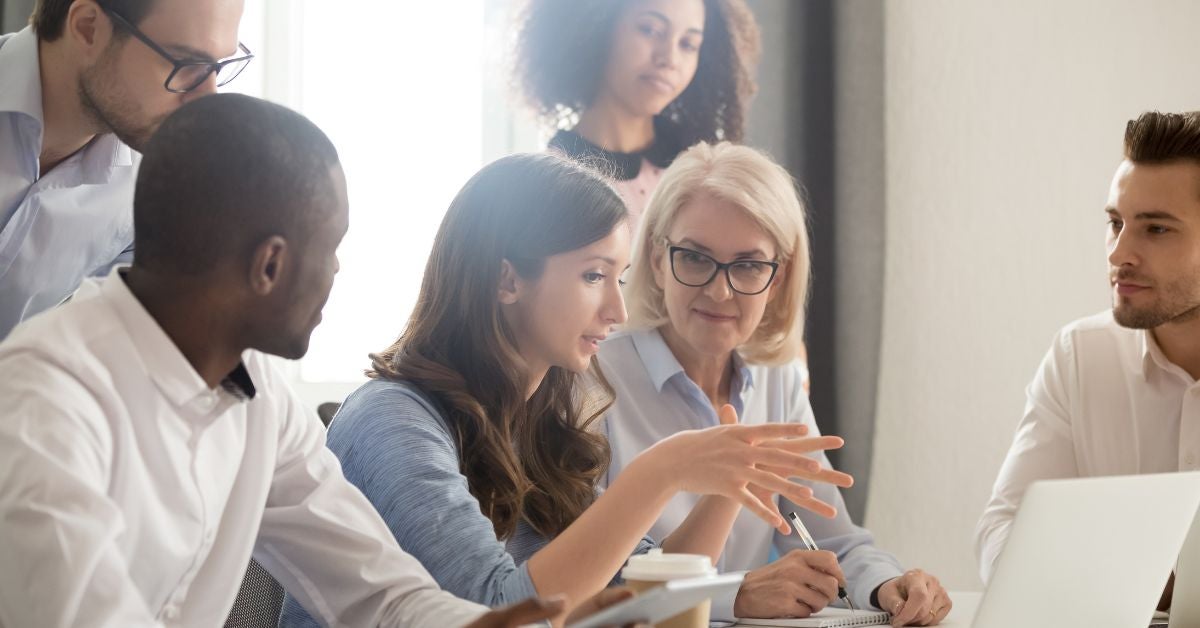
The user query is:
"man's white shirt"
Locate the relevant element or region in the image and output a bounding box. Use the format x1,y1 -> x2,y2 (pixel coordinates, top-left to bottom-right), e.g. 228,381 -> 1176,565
977,310 -> 1200,583
0,269 -> 488,627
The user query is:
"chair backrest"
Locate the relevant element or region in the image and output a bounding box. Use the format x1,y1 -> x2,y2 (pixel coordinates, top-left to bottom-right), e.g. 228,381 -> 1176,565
317,402 -> 341,427
224,559 -> 284,628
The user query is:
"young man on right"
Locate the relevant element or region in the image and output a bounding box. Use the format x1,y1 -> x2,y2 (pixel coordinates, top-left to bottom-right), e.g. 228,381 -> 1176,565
977,111 -> 1200,606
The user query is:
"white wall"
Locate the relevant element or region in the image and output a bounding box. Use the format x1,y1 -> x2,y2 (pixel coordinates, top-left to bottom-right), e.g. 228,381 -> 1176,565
865,0 -> 1200,590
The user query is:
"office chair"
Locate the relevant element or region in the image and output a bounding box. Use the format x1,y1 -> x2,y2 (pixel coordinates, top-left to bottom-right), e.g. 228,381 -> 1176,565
223,559 -> 284,628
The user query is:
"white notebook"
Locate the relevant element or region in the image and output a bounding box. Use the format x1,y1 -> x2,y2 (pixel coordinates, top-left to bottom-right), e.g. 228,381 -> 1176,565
735,608 -> 890,627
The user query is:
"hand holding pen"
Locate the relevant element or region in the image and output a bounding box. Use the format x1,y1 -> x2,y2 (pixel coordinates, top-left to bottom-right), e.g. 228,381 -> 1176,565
731,519 -> 853,618
788,511 -> 856,610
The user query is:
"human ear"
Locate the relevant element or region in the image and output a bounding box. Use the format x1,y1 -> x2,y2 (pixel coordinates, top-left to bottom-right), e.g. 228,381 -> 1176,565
248,236 -> 289,297
650,241 -> 667,291
497,259 -> 522,305
66,0 -> 113,61
767,263 -> 786,302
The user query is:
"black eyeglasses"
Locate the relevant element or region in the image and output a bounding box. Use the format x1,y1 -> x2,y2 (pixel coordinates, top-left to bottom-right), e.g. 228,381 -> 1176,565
667,244 -> 779,295
102,6 -> 254,94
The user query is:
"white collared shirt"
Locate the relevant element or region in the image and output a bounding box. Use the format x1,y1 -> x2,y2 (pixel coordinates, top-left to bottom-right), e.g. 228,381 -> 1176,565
598,328 -> 904,618
976,310 -> 1200,583
0,270 -> 488,627
0,27 -> 139,340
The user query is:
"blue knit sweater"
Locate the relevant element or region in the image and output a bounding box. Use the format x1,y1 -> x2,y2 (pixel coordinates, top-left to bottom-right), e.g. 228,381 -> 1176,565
278,378 -> 654,627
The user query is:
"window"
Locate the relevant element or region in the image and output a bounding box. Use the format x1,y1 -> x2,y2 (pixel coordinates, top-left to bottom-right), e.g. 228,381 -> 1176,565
236,1 -> 540,406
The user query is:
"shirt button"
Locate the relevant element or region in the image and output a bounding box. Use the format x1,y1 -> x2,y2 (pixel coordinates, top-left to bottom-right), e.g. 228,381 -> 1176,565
1186,454 -> 1197,467
164,606 -> 179,620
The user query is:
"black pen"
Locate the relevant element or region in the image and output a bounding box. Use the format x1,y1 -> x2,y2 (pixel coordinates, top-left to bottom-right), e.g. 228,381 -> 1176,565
787,511 -> 856,611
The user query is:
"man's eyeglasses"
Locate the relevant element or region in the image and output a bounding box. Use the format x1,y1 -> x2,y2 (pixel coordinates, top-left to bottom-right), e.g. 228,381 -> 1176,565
102,6 -> 254,94
666,244 -> 780,296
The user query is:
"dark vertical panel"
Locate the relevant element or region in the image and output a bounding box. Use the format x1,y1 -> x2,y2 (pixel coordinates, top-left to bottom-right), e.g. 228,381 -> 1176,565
830,0 -> 886,522
788,1 -> 841,470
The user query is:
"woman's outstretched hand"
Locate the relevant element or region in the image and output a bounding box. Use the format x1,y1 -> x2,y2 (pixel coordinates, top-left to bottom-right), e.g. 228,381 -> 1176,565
643,404 -> 853,533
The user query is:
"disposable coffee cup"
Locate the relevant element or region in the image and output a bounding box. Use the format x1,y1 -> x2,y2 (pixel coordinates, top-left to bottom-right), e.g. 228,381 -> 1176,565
620,549 -> 718,628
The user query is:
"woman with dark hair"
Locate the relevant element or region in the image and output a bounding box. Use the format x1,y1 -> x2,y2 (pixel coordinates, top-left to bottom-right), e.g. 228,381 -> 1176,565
279,153 -> 851,625
513,0 -> 760,225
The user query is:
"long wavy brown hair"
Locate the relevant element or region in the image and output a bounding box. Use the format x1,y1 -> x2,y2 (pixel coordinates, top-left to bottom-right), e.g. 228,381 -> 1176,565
513,0 -> 761,146
369,153 -> 629,540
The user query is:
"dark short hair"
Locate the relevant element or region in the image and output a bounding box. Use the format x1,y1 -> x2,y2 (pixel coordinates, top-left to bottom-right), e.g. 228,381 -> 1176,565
1124,111 -> 1200,165
513,0 -> 760,146
31,0 -> 153,41
133,94 -> 341,275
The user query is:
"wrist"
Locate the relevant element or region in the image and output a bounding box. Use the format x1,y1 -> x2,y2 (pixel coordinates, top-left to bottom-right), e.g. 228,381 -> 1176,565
870,579 -> 893,611
637,434 -> 687,491
625,442 -> 684,496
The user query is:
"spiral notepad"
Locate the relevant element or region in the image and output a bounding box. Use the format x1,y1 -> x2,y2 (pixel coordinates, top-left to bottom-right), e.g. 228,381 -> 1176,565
736,608 -> 890,627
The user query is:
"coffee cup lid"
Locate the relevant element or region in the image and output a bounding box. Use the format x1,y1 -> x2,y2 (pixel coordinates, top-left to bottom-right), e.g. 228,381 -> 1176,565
620,549 -> 717,581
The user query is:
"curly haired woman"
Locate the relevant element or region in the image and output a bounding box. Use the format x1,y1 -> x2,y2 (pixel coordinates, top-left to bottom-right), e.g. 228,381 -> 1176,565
513,0 -> 761,225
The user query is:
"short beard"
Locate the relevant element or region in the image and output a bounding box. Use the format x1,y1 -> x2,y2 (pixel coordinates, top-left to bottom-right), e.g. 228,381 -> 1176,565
77,46 -> 158,151
1114,298 -> 1200,329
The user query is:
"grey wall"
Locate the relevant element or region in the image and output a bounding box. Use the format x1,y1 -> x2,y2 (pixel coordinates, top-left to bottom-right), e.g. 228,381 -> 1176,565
3,0 -> 33,33
866,0 -> 1200,589
748,0 -> 1200,592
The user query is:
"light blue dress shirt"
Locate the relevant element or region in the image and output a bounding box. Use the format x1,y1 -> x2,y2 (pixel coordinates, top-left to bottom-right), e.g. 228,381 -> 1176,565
598,327 -> 905,619
0,27 -> 138,339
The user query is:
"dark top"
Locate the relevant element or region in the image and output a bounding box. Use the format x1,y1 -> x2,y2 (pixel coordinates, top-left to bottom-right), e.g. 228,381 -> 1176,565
549,116 -> 686,180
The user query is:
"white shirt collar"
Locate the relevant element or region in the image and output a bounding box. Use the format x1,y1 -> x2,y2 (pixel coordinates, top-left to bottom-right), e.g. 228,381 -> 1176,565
100,268 -> 255,409
627,326 -> 754,394
1138,328 -> 1160,378
1138,326 -> 1195,384
0,28 -> 45,128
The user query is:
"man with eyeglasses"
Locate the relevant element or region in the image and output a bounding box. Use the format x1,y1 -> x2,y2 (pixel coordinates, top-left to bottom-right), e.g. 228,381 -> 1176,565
0,0 -> 251,339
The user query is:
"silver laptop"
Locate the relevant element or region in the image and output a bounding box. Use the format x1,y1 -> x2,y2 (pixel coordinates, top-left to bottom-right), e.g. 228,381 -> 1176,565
1166,507 -> 1200,627
972,472 -> 1200,628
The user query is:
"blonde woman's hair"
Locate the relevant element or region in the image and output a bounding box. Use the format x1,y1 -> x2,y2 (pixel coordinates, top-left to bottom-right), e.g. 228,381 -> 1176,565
624,142 -> 810,365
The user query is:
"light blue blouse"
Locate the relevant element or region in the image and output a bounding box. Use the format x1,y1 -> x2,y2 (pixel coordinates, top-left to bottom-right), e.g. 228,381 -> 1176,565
597,328 -> 904,619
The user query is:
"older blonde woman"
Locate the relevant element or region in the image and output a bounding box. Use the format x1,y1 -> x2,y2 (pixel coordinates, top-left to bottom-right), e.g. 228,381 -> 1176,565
599,142 -> 950,626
